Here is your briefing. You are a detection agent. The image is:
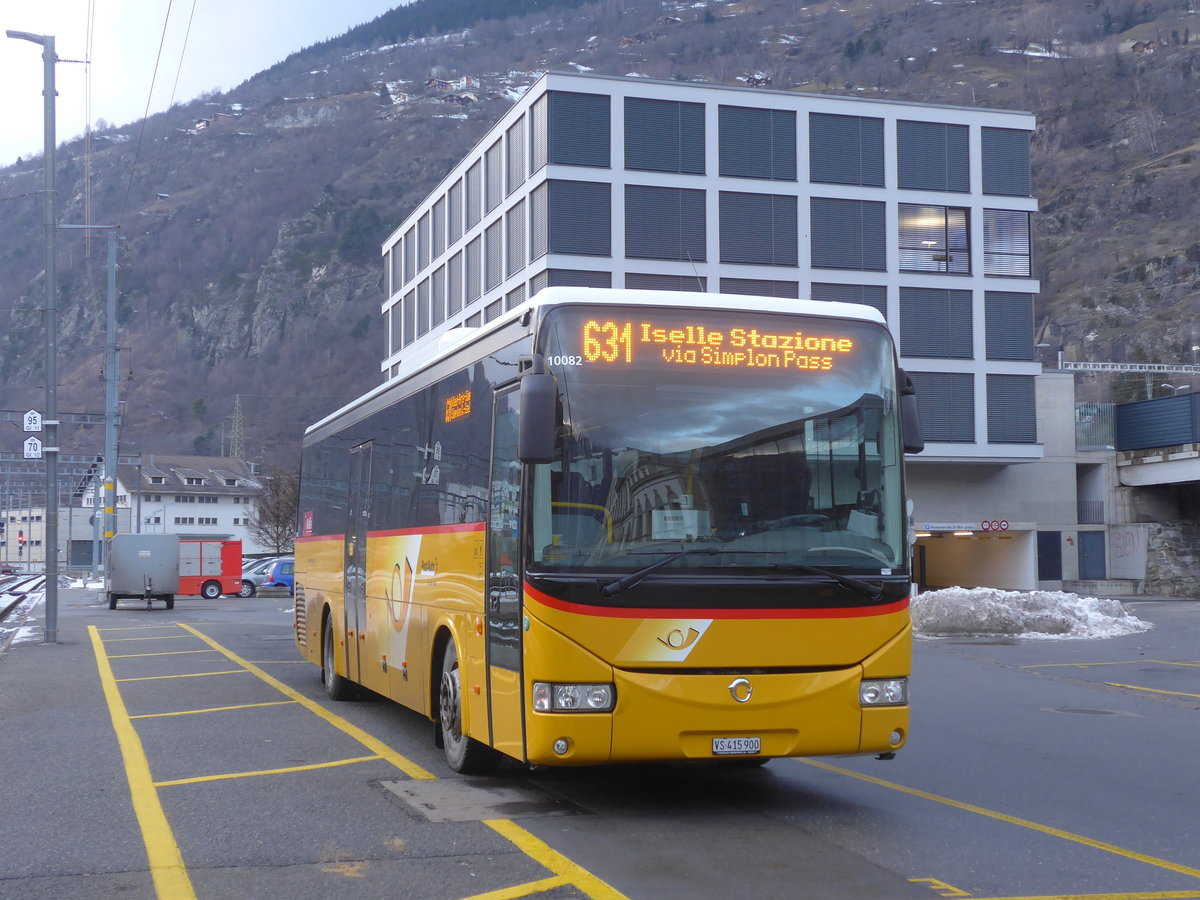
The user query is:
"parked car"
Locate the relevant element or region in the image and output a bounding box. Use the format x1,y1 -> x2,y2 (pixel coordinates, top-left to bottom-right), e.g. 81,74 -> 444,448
260,557 -> 294,596
237,557 -> 277,598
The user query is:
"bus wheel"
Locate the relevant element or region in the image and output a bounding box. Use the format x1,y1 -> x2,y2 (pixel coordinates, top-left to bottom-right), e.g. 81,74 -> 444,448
438,641 -> 500,774
322,615 -> 355,701
200,580 -> 222,599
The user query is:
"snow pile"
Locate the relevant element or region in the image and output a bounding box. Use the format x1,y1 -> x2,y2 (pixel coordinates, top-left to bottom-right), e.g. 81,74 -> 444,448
912,587 -> 1153,640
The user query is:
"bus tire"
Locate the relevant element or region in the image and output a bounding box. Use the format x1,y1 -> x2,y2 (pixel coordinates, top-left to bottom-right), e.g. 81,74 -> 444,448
438,640 -> 501,774
322,614 -> 356,701
165,595 -> 175,610
200,580 -> 222,600
108,593 -> 117,610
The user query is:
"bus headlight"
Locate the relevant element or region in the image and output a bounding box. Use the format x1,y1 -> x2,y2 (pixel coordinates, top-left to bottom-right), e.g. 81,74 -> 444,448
533,682 -> 615,712
860,678 -> 908,707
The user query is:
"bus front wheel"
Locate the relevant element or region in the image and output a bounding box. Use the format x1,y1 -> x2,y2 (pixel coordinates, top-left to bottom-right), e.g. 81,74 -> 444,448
200,580 -> 222,599
438,640 -> 500,774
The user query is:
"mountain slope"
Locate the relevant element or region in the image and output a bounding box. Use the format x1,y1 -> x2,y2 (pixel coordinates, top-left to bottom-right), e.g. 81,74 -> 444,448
1,0 -> 1197,464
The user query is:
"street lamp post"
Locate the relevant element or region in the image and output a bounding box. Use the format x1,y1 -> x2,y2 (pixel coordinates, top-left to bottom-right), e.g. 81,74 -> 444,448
7,29 -> 60,643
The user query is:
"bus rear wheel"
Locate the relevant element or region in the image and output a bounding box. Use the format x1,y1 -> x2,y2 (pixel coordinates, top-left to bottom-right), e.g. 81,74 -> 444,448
200,580 -> 222,599
438,640 -> 500,774
322,615 -> 356,701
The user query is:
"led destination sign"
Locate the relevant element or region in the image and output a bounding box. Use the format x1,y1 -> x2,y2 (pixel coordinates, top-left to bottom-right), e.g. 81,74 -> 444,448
574,318 -> 857,372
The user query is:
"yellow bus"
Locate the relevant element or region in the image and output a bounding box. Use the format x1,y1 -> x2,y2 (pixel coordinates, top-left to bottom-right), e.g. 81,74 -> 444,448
294,287 -> 923,773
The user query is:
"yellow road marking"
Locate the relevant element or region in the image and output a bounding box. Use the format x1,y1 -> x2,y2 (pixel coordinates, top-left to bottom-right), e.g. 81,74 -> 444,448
154,755 -> 382,787
101,634 -> 198,643
177,624 -> 437,781
88,626 -> 196,900
131,700 -> 298,719
1105,682 -> 1200,700
116,669 -> 248,682
108,649 -> 220,659
484,819 -> 630,900
968,892 -> 1200,899
800,759 -> 1200,880
180,624 -> 630,899
460,874 -> 570,900
1022,660 -> 1200,669
909,876 -> 971,896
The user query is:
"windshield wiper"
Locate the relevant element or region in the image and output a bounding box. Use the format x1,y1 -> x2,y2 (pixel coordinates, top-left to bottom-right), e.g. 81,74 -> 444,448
766,564 -> 883,601
598,546 -> 722,598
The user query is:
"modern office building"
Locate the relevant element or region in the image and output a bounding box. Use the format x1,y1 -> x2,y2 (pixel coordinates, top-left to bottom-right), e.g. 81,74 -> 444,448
380,71 -> 1059,589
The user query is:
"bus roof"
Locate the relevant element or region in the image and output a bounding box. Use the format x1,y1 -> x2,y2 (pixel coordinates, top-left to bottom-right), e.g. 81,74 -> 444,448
306,287 -> 888,437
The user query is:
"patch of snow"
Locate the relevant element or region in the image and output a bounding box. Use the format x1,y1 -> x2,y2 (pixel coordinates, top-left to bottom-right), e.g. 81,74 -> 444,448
912,587 -> 1152,640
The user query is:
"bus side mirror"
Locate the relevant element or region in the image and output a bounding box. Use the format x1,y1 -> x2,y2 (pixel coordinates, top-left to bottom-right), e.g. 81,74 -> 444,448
899,369 -> 925,454
519,372 -> 558,464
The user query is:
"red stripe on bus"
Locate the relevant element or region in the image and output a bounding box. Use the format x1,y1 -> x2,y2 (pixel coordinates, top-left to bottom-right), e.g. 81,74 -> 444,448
523,581 -> 909,619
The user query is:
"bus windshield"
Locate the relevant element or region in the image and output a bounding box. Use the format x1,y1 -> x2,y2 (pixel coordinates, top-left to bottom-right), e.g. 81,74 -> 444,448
530,305 -> 907,576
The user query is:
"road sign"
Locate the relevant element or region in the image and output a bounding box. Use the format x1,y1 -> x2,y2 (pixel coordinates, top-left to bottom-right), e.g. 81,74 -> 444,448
23,409 -> 42,432
23,436 -> 43,459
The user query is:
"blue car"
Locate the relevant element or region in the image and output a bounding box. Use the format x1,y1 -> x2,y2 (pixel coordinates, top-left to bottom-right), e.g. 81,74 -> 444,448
261,557 -> 294,596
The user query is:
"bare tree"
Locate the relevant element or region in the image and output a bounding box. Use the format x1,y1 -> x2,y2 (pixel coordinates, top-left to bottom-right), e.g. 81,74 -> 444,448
247,466 -> 299,553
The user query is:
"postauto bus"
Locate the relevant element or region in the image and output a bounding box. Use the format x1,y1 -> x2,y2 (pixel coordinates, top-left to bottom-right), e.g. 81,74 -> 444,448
294,287 -> 923,772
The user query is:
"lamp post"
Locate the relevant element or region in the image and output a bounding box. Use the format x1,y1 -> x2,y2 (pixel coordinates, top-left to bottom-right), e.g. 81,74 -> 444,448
7,29 -> 60,643
1161,383 -> 1191,396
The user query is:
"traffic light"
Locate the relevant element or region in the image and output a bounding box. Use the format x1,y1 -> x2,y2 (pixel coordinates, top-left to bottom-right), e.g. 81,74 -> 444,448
17,529 -> 25,556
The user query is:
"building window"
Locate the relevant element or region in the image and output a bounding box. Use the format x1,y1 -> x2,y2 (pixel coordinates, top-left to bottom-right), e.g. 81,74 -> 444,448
719,192 -> 797,266
541,269 -> 612,288
983,209 -> 1031,277
185,477 -> 205,486
431,265 -> 446,327
447,251 -> 463,315
908,372 -> 975,442
720,278 -> 799,299
506,116 -> 526,195
547,91 -> 610,168
625,185 -> 705,262
810,198 -> 886,271
150,476 -> 166,485
175,495 -> 195,503
897,120 -> 969,192
485,139 -> 503,214
547,181 -> 611,257
987,375 -> 1037,443
809,113 -> 883,186
431,196 -> 445,260
982,128 -> 1032,197
985,291 -> 1035,360
174,516 -> 195,525
198,517 -> 218,526
465,237 -> 482,306
506,200 -> 526,278
626,273 -> 706,292
900,287 -> 973,359
402,289 -> 415,346
403,226 -> 415,283
624,97 -> 705,174
810,283 -> 887,317
465,161 -> 482,229
530,94 -> 548,173
720,106 -> 796,181
448,178 -> 463,244
899,204 -> 970,274
389,302 -> 402,354
484,221 -> 503,292
417,211 -> 430,272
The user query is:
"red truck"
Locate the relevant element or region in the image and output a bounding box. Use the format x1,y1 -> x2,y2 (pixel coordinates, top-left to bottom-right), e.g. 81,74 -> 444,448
179,539 -> 242,599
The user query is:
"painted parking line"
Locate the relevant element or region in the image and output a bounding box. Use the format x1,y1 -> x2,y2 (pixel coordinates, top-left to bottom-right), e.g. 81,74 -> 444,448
88,626 -> 197,900
92,621 -> 630,900
800,758 -> 1200,897
1104,682 -> 1200,700
1021,660 -> 1200,670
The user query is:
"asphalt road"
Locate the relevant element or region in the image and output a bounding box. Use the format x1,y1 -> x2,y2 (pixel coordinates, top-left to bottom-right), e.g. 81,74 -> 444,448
0,589 -> 1196,900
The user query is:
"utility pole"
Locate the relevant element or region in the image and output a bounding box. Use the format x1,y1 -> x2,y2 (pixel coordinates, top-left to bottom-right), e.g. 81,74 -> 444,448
7,29 -> 60,643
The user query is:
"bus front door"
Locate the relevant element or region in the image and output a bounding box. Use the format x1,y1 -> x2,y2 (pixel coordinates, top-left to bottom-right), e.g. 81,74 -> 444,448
344,441 -> 373,686
486,388 -> 524,759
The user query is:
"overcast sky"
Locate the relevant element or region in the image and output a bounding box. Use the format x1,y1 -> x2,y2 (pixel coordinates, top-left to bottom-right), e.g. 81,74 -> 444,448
2,1 -> 402,165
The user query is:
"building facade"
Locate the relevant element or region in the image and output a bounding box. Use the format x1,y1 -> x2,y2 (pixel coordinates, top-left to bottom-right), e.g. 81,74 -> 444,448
381,71 -> 1059,589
